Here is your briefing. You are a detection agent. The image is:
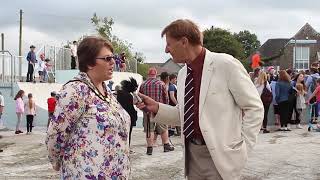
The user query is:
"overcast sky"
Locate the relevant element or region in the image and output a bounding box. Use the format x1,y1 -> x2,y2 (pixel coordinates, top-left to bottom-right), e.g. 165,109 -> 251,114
1,0 -> 320,62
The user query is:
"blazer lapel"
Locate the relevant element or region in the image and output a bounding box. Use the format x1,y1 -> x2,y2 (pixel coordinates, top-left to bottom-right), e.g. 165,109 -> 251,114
177,66 -> 187,109
199,50 -> 215,116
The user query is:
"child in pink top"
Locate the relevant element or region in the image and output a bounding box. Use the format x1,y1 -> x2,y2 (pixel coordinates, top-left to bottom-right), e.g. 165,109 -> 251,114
14,90 -> 25,134
308,79 -> 320,103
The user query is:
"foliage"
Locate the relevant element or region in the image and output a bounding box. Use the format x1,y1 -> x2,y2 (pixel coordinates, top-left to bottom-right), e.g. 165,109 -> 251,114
137,63 -> 150,80
234,30 -> 261,58
203,27 -> 245,60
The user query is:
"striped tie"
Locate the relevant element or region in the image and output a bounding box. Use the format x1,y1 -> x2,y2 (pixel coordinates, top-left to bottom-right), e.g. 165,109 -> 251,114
183,66 -> 195,139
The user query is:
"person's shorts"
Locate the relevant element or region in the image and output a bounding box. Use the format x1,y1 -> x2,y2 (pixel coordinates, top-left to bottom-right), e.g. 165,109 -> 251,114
273,104 -> 280,115
38,71 -> 44,76
143,113 -> 167,135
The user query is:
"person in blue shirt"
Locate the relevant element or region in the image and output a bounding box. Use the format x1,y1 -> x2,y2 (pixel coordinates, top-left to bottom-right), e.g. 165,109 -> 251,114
26,45 -> 37,82
275,70 -> 292,131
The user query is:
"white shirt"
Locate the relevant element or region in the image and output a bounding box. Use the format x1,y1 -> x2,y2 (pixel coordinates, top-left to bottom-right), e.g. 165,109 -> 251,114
0,95 -> 4,106
70,44 -> 77,57
38,60 -> 46,71
24,99 -> 36,115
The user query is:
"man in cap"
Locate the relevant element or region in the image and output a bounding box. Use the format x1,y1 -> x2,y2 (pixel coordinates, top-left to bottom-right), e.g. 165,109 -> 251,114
26,45 -> 37,82
139,67 -> 174,155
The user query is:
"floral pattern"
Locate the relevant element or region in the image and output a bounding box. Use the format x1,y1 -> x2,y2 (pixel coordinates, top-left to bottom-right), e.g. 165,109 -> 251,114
46,72 -> 131,180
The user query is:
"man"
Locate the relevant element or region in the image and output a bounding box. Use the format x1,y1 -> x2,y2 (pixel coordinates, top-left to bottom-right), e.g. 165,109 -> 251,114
70,41 -> 77,69
168,74 -> 180,135
0,92 -> 4,128
137,19 -> 263,180
139,68 -> 174,155
26,45 -> 37,82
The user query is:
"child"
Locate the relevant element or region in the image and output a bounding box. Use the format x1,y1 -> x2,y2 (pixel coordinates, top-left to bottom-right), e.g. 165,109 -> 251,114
14,90 -> 25,134
296,84 -> 306,129
44,58 -> 53,82
38,54 -> 47,83
47,91 -> 56,129
25,93 -> 36,134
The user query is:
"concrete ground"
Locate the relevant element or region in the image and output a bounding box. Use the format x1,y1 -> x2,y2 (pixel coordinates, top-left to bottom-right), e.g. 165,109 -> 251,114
0,125 -> 319,180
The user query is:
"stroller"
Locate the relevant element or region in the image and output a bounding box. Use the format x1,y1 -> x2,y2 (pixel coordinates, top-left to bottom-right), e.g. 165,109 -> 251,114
308,102 -> 320,132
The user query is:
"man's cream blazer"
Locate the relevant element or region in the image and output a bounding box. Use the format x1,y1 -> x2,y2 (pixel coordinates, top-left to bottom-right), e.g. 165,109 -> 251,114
153,50 -> 264,180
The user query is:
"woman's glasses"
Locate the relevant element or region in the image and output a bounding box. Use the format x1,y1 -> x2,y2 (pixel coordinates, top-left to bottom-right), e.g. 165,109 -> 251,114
96,55 -> 115,62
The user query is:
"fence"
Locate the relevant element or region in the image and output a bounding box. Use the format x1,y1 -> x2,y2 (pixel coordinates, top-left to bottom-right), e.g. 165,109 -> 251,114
0,51 -> 24,96
40,45 -> 138,73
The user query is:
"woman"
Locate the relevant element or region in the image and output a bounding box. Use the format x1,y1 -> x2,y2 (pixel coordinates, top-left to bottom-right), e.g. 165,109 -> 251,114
46,36 -> 131,179
25,93 -> 36,134
275,70 -> 292,131
117,78 -> 138,147
255,72 -> 272,133
291,73 -> 306,129
14,90 -> 25,134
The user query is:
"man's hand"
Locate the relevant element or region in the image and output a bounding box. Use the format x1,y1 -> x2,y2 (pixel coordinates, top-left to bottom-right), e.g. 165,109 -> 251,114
52,162 -> 61,171
136,93 -> 159,114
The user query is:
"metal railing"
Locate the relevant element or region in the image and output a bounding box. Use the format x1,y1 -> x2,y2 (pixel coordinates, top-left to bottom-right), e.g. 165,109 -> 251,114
0,51 -> 24,96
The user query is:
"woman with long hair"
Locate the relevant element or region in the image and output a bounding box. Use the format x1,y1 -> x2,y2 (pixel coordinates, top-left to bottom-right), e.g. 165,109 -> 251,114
255,72 -> 272,133
25,93 -> 36,134
14,90 -> 25,134
275,70 -> 292,131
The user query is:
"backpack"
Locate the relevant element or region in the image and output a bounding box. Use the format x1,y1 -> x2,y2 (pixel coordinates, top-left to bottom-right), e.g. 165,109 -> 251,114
261,81 -> 273,105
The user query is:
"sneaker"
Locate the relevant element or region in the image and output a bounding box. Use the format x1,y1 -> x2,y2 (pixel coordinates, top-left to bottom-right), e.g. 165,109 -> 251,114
263,129 -> 270,133
15,131 -> 20,134
17,130 -> 23,133
146,147 -> 153,155
296,124 -> 303,129
284,128 -> 291,131
164,143 -> 174,152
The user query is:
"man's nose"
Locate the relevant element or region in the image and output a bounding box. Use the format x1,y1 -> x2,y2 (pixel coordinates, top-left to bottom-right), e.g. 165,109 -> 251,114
165,46 -> 170,53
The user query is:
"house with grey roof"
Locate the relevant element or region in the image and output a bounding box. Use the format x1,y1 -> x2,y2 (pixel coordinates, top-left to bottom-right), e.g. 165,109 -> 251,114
146,58 -> 184,75
255,23 -> 320,70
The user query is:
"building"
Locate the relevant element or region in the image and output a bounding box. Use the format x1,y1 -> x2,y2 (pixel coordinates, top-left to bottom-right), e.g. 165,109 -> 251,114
146,58 -> 184,75
256,23 -> 320,70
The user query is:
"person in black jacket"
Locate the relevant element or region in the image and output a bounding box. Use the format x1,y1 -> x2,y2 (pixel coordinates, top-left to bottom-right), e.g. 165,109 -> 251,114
117,77 -> 138,146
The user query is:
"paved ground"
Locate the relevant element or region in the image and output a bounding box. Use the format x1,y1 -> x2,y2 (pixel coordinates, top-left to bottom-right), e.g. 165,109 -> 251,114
0,125 -> 319,180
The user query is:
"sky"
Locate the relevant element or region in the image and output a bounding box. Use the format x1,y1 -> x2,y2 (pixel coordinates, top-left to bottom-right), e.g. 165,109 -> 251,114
1,0 -> 320,63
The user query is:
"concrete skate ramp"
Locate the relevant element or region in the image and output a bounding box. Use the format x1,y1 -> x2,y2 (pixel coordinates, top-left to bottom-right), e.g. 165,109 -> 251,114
2,71 -> 143,130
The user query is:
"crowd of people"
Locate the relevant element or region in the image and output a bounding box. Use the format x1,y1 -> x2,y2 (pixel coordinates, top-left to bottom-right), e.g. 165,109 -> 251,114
251,64 -> 320,133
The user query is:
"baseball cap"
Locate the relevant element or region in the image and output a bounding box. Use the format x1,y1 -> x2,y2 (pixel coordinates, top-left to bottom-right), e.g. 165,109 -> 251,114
30,45 -> 35,48
148,68 -> 157,76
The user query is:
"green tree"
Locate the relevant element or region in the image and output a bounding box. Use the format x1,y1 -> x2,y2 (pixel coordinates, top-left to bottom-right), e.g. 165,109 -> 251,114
203,27 -> 245,60
90,13 -> 136,69
137,63 -> 150,79
234,30 -> 261,58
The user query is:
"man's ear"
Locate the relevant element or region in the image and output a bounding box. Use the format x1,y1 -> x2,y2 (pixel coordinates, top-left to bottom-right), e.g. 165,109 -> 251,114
181,37 -> 188,46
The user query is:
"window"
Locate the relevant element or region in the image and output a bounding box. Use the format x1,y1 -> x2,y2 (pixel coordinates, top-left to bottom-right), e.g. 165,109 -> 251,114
293,47 -> 309,70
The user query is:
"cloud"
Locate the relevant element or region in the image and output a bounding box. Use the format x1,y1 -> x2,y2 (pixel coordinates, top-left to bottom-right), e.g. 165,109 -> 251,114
1,0 -> 320,62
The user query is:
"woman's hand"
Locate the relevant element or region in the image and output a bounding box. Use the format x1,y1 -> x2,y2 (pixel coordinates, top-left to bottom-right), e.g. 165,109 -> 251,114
136,93 -> 159,114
